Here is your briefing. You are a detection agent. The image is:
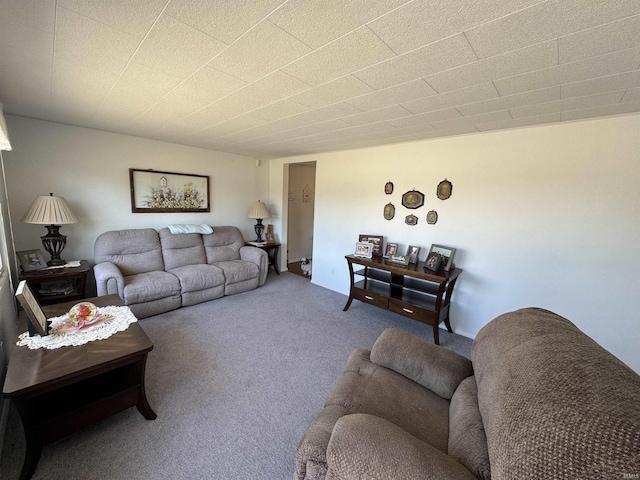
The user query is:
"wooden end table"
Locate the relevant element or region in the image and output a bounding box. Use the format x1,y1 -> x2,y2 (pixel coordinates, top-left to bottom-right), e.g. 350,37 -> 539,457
18,260 -> 91,306
246,242 -> 281,274
2,295 -> 156,480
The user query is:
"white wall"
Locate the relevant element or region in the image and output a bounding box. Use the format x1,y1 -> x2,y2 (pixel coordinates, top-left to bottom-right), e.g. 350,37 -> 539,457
287,163 -> 315,263
270,114 -> 640,373
3,116 -> 267,291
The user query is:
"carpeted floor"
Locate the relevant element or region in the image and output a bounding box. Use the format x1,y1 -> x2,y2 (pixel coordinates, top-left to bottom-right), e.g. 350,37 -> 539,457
1,272 -> 471,480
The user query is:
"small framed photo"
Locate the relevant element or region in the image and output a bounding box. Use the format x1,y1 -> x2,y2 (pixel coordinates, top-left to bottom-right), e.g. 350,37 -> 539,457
354,242 -> 374,259
428,244 -> 457,271
424,253 -> 443,272
406,245 -> 420,264
17,249 -> 48,272
384,242 -> 398,257
359,235 -> 383,257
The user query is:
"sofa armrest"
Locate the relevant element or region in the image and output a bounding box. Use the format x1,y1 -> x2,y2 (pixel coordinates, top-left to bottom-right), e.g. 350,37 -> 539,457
240,246 -> 268,286
370,328 -> 472,399
326,414 -> 476,480
93,262 -> 125,298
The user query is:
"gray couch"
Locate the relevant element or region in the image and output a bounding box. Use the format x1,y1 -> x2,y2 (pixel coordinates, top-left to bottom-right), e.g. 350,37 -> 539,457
296,308 -> 640,479
94,226 -> 268,319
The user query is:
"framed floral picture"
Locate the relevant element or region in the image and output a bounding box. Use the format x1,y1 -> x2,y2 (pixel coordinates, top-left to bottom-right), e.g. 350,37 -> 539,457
130,168 -> 210,213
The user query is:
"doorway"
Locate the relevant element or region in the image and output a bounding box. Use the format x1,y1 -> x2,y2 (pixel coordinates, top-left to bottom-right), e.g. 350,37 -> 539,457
286,162 -> 316,278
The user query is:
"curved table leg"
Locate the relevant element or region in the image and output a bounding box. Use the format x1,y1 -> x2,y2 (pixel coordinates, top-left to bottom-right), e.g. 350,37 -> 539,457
19,426 -> 43,480
135,356 -> 157,420
343,295 -> 354,311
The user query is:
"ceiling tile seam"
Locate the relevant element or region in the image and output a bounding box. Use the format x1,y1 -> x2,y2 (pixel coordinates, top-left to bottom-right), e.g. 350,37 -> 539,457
558,69 -> 640,99
556,13 -> 640,45
493,46 -> 640,97
422,78 -> 440,95
123,9 -> 311,130
364,24 -> 400,56
88,0 -> 174,122
54,4 -> 148,39
48,1 -> 60,110
461,31 -> 481,63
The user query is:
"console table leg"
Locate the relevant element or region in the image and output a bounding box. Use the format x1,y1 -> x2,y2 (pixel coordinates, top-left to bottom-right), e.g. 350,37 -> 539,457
20,426 -> 43,480
342,295 -> 354,311
432,325 -> 440,346
444,316 -> 453,333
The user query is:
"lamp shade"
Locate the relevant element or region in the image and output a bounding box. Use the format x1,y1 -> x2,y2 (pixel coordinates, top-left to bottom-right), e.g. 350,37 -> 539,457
21,193 -> 78,225
247,201 -> 271,220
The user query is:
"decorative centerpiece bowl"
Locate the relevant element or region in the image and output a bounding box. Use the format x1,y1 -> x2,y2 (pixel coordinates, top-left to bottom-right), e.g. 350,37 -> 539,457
68,302 -> 97,326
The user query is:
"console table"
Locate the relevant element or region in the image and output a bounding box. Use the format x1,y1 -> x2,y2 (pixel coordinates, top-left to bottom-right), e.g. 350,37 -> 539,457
3,295 -> 156,480
343,255 -> 462,345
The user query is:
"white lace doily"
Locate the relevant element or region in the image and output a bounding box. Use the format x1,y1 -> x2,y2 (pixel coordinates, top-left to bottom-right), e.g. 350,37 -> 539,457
17,305 -> 138,350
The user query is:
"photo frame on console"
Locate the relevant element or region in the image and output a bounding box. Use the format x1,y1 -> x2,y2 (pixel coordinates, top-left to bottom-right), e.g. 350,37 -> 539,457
354,242 -> 374,259
428,244 -> 456,271
424,253 -> 443,272
17,249 -> 47,272
359,235 -> 383,257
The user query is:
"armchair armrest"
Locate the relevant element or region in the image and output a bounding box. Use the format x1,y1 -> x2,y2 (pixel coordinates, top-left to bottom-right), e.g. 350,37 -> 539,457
93,262 -> 125,298
370,328 -> 472,399
240,246 -> 268,285
327,414 -> 476,479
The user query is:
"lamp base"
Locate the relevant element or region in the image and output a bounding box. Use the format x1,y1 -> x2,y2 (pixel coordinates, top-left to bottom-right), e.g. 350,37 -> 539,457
41,225 -> 67,266
254,219 -> 265,243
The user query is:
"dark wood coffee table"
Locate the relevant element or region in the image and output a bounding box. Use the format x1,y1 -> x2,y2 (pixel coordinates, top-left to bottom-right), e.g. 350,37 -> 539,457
3,295 -> 157,480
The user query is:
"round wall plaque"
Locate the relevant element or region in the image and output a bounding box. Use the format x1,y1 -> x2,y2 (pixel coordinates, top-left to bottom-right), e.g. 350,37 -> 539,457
402,190 -> 425,209
383,203 -> 395,220
405,214 -> 418,226
426,210 -> 438,224
437,179 -> 452,200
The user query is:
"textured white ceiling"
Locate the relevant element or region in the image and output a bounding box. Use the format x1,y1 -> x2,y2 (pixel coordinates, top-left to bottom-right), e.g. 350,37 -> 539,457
1,0 -> 639,158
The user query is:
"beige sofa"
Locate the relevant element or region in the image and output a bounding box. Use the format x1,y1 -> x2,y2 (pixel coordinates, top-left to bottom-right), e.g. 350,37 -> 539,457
296,308 -> 640,479
94,226 -> 268,319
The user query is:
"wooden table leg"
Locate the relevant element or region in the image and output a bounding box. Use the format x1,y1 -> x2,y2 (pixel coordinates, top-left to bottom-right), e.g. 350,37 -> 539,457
135,356 -> 157,420
15,407 -> 43,480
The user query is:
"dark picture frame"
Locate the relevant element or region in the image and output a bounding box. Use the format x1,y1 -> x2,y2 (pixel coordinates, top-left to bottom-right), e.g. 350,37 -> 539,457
384,242 -> 398,257
359,234 -> 383,257
17,249 -> 48,272
428,244 -> 457,271
384,181 -> 394,194
130,168 -> 210,213
406,245 -> 420,264
424,253 -> 443,272
15,280 -> 49,336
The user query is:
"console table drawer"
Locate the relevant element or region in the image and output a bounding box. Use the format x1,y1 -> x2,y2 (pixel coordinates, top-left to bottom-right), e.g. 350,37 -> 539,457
353,288 -> 389,309
389,299 -> 436,325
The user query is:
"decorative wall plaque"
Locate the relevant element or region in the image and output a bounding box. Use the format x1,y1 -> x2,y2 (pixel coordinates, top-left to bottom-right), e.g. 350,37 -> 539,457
384,182 -> 394,194
437,179 -> 452,200
383,203 -> 395,220
426,210 -> 438,224
402,190 -> 424,209
405,214 -> 418,226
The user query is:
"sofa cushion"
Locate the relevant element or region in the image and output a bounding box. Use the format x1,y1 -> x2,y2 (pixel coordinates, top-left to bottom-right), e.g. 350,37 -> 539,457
168,264 -> 225,293
122,270 -> 181,304
159,228 -> 207,270
202,226 -> 244,263
95,228 -> 164,275
448,376 -> 490,480
326,414 -> 476,480
473,307 -> 640,479
325,349 -> 450,453
216,260 -> 259,285
371,328 -> 473,400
